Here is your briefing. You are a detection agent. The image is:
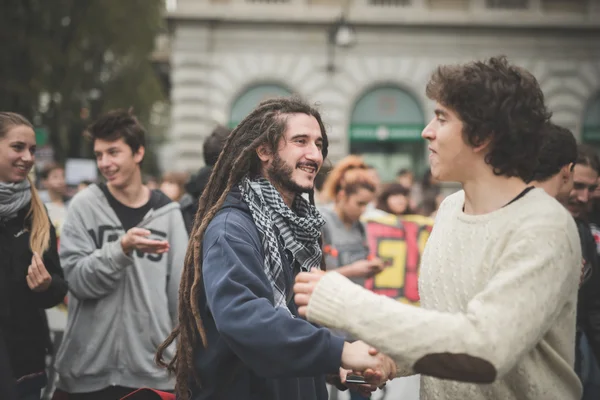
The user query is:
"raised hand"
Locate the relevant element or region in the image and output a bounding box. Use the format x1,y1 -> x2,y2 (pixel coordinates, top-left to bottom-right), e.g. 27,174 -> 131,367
26,252 -> 52,292
120,227 -> 170,255
341,341 -> 396,387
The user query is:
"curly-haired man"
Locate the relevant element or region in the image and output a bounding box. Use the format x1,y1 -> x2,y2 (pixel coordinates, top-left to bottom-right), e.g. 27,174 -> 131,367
295,56 -> 583,400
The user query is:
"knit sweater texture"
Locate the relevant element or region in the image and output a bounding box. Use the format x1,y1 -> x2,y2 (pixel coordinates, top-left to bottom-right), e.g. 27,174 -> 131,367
307,188 -> 582,400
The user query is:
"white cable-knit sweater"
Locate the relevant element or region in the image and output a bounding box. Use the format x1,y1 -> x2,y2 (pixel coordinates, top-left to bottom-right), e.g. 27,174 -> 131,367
307,189 -> 583,400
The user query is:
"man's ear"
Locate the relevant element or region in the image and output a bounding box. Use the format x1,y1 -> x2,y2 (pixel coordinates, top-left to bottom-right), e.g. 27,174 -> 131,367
472,136 -> 492,154
560,164 -> 573,182
256,144 -> 272,163
134,146 -> 145,165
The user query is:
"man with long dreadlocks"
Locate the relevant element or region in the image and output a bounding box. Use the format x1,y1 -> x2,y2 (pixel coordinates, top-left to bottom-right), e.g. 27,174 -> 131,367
156,97 -> 396,400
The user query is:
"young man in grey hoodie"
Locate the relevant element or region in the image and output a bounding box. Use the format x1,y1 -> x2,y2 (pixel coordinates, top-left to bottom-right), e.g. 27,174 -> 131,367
54,110 -> 188,399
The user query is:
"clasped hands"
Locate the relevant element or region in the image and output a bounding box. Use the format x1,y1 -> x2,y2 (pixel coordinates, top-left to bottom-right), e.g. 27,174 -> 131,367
294,270 -> 396,392
339,340 -> 397,395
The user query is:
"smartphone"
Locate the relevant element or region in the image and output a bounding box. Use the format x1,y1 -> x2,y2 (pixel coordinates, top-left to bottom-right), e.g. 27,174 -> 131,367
345,374 -> 367,384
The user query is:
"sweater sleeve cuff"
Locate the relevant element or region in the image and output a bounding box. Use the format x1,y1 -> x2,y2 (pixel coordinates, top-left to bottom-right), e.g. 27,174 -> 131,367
306,272 -> 361,332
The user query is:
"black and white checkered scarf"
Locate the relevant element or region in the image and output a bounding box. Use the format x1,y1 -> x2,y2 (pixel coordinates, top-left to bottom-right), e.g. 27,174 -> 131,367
239,176 -> 325,314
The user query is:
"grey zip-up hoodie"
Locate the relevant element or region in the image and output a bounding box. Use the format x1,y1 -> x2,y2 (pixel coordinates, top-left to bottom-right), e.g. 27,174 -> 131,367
54,184 -> 187,393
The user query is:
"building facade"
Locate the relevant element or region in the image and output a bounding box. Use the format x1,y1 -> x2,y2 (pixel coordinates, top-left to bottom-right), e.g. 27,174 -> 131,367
166,0 -> 600,181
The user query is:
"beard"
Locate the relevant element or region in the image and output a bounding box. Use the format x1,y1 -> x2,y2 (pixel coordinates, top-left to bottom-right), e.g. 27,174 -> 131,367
268,153 -> 313,195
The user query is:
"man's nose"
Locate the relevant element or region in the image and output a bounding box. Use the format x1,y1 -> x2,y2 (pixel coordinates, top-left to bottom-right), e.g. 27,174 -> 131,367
578,189 -> 590,204
305,143 -> 323,162
421,119 -> 435,140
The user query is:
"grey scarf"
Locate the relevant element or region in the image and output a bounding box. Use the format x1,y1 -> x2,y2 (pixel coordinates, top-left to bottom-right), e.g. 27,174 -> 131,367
0,180 -> 32,222
239,176 -> 325,314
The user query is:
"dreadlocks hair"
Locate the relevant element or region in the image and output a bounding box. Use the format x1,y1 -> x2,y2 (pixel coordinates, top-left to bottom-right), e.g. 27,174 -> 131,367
155,96 -> 329,399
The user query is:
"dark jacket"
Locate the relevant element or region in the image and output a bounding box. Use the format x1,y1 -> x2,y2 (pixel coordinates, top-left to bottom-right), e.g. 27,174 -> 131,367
0,203 -> 68,379
575,218 -> 600,365
191,187 -> 345,400
180,166 -> 213,234
0,329 -> 16,400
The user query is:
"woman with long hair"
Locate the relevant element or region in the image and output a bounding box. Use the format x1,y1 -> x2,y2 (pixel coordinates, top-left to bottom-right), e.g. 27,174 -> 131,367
0,112 -> 68,400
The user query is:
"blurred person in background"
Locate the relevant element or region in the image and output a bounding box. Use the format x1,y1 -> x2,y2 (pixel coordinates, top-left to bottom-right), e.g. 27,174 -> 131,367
76,180 -> 93,194
396,168 -> 414,190
160,171 -> 188,202
179,125 -> 231,234
376,183 -> 413,217
144,175 -> 159,191
0,112 -> 68,400
39,163 -> 69,242
320,156 -> 386,284
365,165 -> 382,194
411,168 -> 441,211
561,144 -> 600,400
416,192 -> 444,218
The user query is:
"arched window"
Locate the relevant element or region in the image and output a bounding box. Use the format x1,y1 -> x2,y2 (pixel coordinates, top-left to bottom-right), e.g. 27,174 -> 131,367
349,86 -> 425,181
229,84 -> 292,127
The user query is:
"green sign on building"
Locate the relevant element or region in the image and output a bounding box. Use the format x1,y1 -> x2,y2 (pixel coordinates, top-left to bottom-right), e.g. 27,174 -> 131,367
350,86 -> 425,142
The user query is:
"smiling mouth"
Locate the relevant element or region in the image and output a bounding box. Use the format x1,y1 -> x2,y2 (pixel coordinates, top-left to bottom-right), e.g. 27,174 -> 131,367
298,165 -> 317,174
15,165 -> 29,172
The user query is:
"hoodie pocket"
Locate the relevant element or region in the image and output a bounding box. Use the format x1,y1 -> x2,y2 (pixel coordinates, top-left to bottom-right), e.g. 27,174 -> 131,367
55,303 -> 116,377
121,310 -> 165,376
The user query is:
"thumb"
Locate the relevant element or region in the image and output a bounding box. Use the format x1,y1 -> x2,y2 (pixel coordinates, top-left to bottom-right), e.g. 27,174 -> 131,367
368,347 -> 379,356
339,368 -> 349,383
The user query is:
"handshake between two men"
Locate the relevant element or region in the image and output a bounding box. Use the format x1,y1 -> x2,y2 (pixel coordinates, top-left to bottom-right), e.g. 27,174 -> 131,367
295,270 -> 398,396
336,340 -> 397,396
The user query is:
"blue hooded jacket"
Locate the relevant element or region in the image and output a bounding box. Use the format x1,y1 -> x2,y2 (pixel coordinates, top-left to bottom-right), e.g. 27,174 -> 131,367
191,187 -> 345,400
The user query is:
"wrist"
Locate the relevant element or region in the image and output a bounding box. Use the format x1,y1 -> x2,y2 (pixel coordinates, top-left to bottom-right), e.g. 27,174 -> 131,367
120,236 -> 132,254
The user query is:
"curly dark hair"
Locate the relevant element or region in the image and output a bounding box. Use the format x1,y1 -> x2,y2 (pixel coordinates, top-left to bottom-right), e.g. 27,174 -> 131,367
529,123 -> 577,183
155,97 -> 328,400
425,56 -> 552,181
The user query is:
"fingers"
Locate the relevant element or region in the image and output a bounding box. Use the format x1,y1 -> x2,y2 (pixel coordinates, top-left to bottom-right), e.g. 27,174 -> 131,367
29,256 -> 43,282
26,273 -> 36,290
129,227 -> 152,237
135,238 -> 170,253
27,253 -> 53,292
297,305 -> 307,318
294,293 -> 311,309
368,347 -> 379,356
295,271 -> 323,284
293,282 -> 314,295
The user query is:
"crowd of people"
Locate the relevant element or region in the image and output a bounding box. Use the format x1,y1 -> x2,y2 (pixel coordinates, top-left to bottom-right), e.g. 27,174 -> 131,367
0,55 -> 599,400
